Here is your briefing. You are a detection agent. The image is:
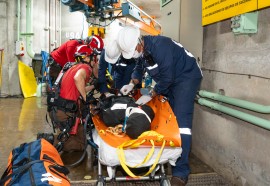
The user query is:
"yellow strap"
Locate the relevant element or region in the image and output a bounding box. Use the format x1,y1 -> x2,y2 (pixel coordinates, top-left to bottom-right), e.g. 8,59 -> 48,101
117,139 -> 166,178
117,131 -> 165,150
118,140 -> 155,168
139,131 -> 164,142
105,69 -> 113,81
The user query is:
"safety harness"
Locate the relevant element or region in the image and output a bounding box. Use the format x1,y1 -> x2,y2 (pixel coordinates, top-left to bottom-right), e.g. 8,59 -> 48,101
47,62 -> 78,151
47,62 -> 77,113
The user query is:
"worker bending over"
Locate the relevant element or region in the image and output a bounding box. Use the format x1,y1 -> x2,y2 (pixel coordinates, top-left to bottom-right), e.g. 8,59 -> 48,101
98,40 -> 141,97
49,35 -> 103,82
115,26 -> 202,186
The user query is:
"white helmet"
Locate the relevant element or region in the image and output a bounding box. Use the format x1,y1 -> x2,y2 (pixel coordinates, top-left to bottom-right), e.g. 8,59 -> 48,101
117,26 -> 140,59
105,40 -> 121,64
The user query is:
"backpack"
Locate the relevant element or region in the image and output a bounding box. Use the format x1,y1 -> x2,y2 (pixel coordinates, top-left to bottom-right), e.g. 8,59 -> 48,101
99,96 -> 138,127
0,139 -> 70,186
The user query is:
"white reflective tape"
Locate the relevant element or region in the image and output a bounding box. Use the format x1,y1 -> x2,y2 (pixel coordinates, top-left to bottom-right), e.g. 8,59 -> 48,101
126,107 -> 151,123
172,40 -> 194,58
41,173 -> 62,183
146,63 -> 158,70
110,103 -> 127,110
116,63 -> 127,67
179,128 -> 192,135
92,35 -> 101,48
172,39 -> 202,76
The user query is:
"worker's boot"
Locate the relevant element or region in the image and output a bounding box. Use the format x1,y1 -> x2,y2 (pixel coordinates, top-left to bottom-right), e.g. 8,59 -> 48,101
170,176 -> 188,186
37,132 -> 54,145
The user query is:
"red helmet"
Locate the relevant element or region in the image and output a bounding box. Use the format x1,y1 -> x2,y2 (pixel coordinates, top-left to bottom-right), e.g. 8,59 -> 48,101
74,45 -> 93,58
87,35 -> 104,55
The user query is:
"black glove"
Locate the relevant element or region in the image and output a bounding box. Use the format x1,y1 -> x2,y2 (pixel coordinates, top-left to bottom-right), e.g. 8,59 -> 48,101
37,132 -> 54,145
82,92 -> 96,105
92,79 -> 100,90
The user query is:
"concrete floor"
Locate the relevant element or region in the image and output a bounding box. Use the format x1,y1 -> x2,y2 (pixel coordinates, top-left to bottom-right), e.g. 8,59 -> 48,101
0,97 -> 230,185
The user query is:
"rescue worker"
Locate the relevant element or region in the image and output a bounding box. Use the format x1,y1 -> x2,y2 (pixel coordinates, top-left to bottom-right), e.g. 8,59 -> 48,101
49,35 -> 104,81
59,44 -> 97,107
98,40 -> 139,97
48,42 -> 103,152
116,26 -> 203,186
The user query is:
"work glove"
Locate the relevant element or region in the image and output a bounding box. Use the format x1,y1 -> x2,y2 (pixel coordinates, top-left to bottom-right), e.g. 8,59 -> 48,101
135,95 -> 152,105
81,92 -> 96,105
120,83 -> 135,95
86,92 -> 96,104
92,79 -> 100,90
105,92 -> 115,98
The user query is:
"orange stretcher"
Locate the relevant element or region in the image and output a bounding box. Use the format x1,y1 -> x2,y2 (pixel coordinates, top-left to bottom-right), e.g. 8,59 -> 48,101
92,96 -> 181,148
91,95 -> 182,185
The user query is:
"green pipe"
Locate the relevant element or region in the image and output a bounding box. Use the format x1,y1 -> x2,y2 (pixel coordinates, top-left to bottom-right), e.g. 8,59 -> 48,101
198,98 -> 270,130
26,0 -> 35,58
17,0 -> 20,40
199,90 -> 270,114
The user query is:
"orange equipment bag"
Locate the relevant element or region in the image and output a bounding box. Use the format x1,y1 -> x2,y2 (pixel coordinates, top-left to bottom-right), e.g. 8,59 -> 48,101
0,139 -> 70,186
92,96 -> 181,148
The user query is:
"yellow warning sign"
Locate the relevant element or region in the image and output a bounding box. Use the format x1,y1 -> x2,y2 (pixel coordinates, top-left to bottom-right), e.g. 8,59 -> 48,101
202,0 -> 257,26
258,0 -> 270,9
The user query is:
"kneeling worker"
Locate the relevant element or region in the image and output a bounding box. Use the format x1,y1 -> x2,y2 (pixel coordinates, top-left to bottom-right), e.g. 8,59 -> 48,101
48,43 -> 103,151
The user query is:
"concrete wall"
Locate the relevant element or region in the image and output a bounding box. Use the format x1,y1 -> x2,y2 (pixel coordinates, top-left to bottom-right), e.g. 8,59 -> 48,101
0,0 -> 59,97
161,0 -> 180,41
61,4 -> 88,44
161,0 -> 203,68
192,8 -> 270,185
0,0 -> 20,96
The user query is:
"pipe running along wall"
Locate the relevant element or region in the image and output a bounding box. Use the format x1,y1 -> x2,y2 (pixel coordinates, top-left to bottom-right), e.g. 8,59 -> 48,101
198,98 -> 270,130
26,0 -> 35,58
17,0 -> 21,40
199,90 -> 270,114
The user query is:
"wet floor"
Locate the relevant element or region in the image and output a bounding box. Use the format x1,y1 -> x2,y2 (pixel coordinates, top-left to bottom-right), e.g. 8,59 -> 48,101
0,97 -> 229,185
0,97 -> 51,167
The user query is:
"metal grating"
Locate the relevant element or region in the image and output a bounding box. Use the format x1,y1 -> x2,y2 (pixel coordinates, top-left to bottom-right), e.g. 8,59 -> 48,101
71,173 -> 231,186
187,173 -> 232,186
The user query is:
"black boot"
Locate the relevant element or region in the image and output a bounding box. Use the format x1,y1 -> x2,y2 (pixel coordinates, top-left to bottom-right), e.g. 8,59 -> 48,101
37,132 -> 54,145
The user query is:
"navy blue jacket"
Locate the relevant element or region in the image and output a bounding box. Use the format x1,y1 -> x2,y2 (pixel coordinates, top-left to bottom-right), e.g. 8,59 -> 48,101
132,36 -> 202,95
98,49 -> 137,93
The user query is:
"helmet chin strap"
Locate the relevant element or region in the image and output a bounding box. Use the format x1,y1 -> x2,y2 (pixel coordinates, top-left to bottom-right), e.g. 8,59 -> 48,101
82,60 -> 93,68
89,55 -> 97,68
89,61 -> 94,68
81,55 -> 95,68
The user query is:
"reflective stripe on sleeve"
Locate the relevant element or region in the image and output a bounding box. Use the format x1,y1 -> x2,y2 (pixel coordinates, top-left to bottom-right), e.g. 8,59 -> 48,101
116,63 -> 127,67
179,128 -> 192,135
146,64 -> 158,70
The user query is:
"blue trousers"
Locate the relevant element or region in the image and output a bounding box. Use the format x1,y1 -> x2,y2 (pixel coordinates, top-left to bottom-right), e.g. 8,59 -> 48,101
167,77 -> 202,179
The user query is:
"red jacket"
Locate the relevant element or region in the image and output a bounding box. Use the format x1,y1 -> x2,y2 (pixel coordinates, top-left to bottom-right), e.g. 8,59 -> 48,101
50,40 -> 84,67
59,64 -> 92,101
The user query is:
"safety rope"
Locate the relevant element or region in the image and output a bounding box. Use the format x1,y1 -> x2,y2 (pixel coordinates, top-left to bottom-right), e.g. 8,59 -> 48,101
105,124 -> 126,137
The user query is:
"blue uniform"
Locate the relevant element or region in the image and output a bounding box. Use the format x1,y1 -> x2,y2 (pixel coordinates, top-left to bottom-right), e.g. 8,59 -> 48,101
132,35 -> 203,179
98,50 -> 137,93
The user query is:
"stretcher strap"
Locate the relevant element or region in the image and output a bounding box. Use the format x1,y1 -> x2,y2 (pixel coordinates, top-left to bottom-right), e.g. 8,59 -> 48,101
118,139 -> 154,168
117,131 -> 166,178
